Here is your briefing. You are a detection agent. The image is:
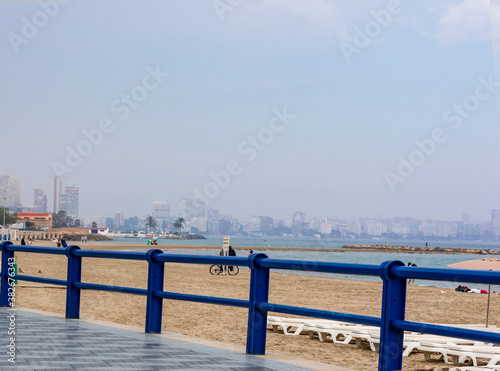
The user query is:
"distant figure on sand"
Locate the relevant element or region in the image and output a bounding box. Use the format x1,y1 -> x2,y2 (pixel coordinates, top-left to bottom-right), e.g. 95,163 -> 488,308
57,237 -> 61,247
248,250 -> 254,257
84,235 -> 87,243
228,246 -> 236,272
408,262 -> 417,285
21,237 -> 26,245
61,236 -> 67,248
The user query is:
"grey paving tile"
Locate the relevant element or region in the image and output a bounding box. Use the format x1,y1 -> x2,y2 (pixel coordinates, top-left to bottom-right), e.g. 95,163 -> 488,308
0,308 -> 316,370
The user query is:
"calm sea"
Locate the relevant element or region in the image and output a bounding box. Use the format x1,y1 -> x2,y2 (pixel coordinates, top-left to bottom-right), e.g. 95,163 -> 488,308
96,236 -> 500,290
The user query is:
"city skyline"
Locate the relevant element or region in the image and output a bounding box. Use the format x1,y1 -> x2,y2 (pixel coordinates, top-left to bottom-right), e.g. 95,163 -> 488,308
1,1 -> 499,223
2,173 -> 499,225
2,174 -> 500,239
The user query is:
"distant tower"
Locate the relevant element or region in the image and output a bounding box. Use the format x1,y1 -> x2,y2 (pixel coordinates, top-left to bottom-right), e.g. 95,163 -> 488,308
0,175 -> 21,209
34,189 -> 48,213
179,198 -> 205,221
291,211 -> 305,236
59,184 -> 79,219
152,201 -> 170,230
53,176 -> 62,213
114,211 -> 125,229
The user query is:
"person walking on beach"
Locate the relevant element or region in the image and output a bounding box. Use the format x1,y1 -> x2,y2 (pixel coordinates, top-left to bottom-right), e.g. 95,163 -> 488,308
61,236 -> 67,248
228,246 -> 236,272
21,237 -> 26,245
56,237 -> 61,247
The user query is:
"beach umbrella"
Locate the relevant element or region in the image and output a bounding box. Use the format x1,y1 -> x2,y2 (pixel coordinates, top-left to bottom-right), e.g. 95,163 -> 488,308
448,258 -> 500,327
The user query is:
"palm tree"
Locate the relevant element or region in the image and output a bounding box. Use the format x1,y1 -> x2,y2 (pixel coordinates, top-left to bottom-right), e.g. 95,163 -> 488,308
144,215 -> 157,233
173,217 -> 185,235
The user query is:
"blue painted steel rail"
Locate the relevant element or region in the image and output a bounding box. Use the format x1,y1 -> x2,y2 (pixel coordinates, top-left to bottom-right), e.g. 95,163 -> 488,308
2,241 -> 500,370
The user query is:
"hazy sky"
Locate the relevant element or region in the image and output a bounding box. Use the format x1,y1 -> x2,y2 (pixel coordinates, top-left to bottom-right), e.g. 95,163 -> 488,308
1,0 -> 499,222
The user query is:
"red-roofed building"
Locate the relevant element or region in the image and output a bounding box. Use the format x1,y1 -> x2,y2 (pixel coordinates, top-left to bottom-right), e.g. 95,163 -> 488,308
17,212 -> 52,227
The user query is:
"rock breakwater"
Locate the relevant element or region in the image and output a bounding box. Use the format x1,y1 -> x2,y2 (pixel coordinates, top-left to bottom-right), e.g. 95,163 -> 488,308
342,244 -> 499,255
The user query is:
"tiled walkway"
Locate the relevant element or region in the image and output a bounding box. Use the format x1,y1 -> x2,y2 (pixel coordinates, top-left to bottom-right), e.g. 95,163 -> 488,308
0,308 -> 344,371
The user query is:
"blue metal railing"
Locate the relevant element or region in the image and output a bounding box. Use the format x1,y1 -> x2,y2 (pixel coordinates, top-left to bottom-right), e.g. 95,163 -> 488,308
2,240 -> 500,370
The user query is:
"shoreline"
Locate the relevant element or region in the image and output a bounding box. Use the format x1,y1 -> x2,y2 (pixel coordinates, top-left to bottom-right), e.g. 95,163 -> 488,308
7,240 -> 500,254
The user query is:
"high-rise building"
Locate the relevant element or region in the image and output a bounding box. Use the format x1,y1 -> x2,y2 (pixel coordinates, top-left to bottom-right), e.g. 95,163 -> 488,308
251,216 -> 273,234
207,208 -> 220,234
124,216 -> 139,230
291,211 -> 305,236
152,201 -> 170,230
0,175 -> 21,209
59,184 -> 79,219
492,210 -> 500,240
53,176 -> 62,213
179,198 -> 205,221
114,211 -> 125,229
33,189 -> 48,213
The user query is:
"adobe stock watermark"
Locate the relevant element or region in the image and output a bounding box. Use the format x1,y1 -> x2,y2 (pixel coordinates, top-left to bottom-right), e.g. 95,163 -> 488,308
6,257 -> 16,364
212,0 -> 243,22
52,65 -> 169,176
385,74 -> 500,192
340,0 -> 404,63
7,0 -> 70,54
192,107 -> 296,204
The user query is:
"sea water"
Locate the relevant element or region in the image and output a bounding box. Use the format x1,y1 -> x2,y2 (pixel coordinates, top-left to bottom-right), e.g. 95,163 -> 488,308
97,236 -> 500,290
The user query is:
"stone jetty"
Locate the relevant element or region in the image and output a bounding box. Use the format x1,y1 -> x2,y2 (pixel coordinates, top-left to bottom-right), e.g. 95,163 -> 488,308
342,244 -> 499,255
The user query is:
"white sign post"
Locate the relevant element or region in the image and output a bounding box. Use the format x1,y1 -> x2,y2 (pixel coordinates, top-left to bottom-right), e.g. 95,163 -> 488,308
222,237 -> 230,274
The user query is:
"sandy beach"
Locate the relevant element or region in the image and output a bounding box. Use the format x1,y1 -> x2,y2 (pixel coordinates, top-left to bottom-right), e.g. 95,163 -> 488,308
7,241 -> 500,370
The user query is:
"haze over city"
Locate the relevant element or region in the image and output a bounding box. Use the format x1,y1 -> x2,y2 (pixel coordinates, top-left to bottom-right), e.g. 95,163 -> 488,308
1,0 -> 499,222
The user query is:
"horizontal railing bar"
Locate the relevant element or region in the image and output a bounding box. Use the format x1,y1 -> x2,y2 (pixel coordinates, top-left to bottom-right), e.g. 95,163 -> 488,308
155,290 -> 249,308
14,274 -> 67,286
156,254 -> 248,266
393,320 -> 500,344
259,302 -> 381,327
3,245 -> 67,255
73,282 -> 147,296
258,258 -> 381,276
74,250 -> 148,261
390,266 -> 500,285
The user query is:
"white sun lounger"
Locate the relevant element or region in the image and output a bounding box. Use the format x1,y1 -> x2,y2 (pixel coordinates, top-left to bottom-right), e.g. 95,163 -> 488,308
267,317 -> 343,336
417,341 -> 455,363
313,322 -> 367,344
446,344 -> 500,367
349,327 -> 382,351
402,334 -> 487,357
450,367 -> 500,371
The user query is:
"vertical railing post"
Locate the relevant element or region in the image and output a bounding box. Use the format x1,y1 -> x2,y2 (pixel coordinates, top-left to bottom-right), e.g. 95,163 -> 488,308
378,260 -> 406,371
65,245 -> 81,318
145,249 -> 164,333
0,241 -> 14,307
246,253 -> 270,355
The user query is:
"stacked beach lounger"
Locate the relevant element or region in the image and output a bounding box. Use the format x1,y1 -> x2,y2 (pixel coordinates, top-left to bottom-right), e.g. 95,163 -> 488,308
267,316 -> 500,368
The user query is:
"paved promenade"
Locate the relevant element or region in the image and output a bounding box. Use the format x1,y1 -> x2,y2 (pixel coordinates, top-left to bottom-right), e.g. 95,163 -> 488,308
0,308 -> 349,371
